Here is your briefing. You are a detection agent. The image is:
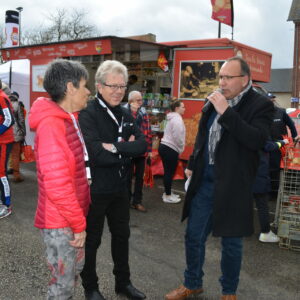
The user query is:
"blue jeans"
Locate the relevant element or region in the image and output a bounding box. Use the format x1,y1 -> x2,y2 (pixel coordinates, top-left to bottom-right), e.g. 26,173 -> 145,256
184,165 -> 243,295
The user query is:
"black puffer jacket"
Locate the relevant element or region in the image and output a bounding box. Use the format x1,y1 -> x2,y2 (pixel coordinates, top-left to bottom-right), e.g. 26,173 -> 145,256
79,96 -> 147,194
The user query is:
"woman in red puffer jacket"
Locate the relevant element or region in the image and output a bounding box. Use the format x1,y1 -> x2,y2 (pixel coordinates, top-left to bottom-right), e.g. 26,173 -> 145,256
29,59 -> 91,299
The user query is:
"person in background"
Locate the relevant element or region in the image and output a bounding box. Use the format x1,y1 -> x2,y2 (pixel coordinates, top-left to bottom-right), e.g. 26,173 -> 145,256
0,79 -> 14,219
79,60 -> 147,300
165,57 -> 274,300
124,74 -> 140,102
253,139 -> 289,243
28,59 -> 91,299
124,90 -> 152,212
9,91 -> 26,183
127,74 -> 140,93
158,99 -> 186,204
268,93 -> 299,200
0,81 -> 12,96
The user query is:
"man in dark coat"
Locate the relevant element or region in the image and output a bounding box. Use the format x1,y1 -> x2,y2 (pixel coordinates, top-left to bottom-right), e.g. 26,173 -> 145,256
79,60 -> 147,300
268,93 -> 299,199
165,57 -> 274,300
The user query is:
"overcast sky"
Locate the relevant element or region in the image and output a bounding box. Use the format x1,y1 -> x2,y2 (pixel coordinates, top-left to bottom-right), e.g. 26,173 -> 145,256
1,0 -> 295,69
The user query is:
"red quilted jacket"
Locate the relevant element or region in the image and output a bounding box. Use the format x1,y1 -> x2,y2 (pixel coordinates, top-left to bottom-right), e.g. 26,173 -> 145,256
29,97 -> 90,233
0,90 -> 14,144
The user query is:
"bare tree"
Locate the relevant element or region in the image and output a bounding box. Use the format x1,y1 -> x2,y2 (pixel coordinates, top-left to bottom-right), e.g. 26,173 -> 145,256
67,9 -> 97,40
21,8 -> 100,45
23,26 -> 54,45
47,8 -> 68,42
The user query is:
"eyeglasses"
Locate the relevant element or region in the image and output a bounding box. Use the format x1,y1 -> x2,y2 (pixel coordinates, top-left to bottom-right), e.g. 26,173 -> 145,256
103,83 -> 127,91
218,75 -> 245,81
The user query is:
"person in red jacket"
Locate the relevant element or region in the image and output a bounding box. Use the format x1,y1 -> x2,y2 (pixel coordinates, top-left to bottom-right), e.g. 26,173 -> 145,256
124,90 -> 152,212
29,59 -> 91,299
0,79 -> 14,219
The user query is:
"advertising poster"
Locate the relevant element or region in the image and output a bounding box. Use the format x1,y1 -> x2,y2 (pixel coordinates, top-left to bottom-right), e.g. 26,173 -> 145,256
4,10 -> 19,48
32,65 -> 47,92
179,61 -> 223,100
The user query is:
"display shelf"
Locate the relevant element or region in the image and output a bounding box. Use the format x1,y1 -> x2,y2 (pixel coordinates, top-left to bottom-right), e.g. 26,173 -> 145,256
144,92 -> 170,133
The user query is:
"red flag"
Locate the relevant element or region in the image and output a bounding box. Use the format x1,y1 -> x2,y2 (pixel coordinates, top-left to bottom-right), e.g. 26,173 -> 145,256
211,0 -> 234,27
157,51 -> 169,72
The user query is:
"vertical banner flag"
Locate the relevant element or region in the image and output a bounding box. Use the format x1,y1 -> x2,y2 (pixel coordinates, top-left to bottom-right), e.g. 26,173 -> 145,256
211,0 -> 234,27
157,51 -> 169,72
4,10 -> 20,48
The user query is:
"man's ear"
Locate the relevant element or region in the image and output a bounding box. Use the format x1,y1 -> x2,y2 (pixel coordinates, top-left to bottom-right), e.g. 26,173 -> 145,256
242,76 -> 250,88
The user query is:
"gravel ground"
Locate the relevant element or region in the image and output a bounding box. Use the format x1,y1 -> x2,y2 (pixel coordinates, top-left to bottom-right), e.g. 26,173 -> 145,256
0,162 -> 299,300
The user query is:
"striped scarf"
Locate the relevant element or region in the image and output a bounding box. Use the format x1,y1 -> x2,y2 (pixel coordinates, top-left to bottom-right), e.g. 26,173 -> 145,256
208,81 -> 252,164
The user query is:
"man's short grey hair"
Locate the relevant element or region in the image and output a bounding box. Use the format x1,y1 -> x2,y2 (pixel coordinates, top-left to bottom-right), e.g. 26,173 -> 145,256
128,91 -> 141,103
95,60 -> 128,85
43,59 -> 88,102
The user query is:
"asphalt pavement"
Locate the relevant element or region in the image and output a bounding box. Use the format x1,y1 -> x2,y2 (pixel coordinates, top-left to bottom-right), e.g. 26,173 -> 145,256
0,162 -> 299,300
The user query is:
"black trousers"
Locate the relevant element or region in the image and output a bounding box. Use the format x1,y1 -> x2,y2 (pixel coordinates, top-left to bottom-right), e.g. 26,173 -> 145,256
128,156 -> 146,205
269,149 -> 281,199
81,190 -> 131,291
254,193 -> 271,233
158,144 -> 179,195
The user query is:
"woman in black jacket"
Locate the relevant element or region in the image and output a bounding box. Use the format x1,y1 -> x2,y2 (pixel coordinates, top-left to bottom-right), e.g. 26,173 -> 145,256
253,139 -> 288,242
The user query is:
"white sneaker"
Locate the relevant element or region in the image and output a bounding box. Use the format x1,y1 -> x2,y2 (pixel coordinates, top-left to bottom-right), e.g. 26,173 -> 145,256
0,205 -> 12,219
171,192 -> 181,199
162,193 -> 181,204
259,231 -> 280,243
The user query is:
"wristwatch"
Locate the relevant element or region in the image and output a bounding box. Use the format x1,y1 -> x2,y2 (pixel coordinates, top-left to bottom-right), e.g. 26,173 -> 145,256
111,144 -> 118,153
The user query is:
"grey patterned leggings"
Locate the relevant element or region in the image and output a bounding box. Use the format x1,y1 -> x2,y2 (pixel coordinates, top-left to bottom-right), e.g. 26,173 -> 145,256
41,228 -> 85,300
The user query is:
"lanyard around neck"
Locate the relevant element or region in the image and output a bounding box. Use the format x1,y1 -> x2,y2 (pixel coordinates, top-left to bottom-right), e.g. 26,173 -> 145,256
97,97 -> 123,142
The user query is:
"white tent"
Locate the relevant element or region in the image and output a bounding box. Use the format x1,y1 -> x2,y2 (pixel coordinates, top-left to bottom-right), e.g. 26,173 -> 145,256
0,59 -> 34,146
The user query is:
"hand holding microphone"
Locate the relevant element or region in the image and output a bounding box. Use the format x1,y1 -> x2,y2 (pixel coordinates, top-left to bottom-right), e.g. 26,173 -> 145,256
206,88 -> 229,115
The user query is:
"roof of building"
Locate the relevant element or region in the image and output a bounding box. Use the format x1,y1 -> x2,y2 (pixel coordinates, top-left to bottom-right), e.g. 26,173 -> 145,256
260,68 -> 292,93
161,37 -> 271,56
288,0 -> 300,22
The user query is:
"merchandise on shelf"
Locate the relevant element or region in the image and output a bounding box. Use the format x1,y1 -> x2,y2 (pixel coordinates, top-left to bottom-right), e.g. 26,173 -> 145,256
143,93 -> 170,133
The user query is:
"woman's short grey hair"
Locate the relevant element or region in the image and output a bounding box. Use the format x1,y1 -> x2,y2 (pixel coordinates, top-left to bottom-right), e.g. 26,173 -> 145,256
95,60 -> 128,85
43,59 -> 89,102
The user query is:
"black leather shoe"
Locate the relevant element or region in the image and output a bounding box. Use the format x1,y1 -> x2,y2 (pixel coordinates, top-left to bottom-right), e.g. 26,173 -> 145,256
115,284 -> 146,299
84,289 -> 106,300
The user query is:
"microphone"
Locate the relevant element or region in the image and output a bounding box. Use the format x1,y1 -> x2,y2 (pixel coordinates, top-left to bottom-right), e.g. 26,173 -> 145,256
202,88 -> 223,113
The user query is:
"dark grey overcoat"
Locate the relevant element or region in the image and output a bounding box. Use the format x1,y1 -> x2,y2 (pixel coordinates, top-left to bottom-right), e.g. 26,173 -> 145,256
182,88 -> 274,237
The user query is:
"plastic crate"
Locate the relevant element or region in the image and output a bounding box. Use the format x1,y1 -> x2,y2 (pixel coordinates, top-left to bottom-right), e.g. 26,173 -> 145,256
278,220 -> 300,251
